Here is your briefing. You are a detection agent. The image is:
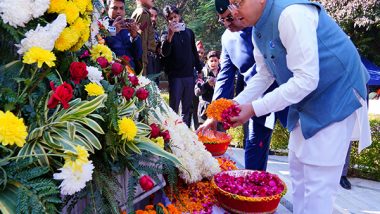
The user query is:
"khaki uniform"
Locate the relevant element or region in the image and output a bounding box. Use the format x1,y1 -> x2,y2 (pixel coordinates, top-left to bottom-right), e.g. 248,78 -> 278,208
131,5 -> 156,75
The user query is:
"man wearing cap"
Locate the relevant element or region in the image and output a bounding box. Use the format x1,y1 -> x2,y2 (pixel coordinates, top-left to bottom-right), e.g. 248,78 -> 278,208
226,0 -> 371,213
197,0 -> 287,171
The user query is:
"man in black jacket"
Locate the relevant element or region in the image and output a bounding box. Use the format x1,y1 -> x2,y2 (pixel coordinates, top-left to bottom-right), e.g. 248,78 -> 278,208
161,5 -> 203,127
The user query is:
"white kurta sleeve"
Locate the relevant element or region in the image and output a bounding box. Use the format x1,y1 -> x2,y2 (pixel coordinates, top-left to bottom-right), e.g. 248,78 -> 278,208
248,4 -> 321,117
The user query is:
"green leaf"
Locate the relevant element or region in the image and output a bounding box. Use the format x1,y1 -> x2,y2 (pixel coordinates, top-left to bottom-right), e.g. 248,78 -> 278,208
0,182 -> 17,214
28,127 -> 44,141
136,139 -> 182,167
67,122 -> 76,141
42,132 -> 61,149
78,118 -> 104,134
61,95 -> 106,120
126,141 -> 141,154
75,124 -> 102,150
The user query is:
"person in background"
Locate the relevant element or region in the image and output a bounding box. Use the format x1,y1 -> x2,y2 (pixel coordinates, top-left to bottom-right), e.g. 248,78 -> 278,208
195,51 -> 220,124
226,0 -> 371,213
196,41 -> 206,64
148,6 -> 161,85
161,5 -> 203,127
105,0 -> 142,70
132,0 -> 156,75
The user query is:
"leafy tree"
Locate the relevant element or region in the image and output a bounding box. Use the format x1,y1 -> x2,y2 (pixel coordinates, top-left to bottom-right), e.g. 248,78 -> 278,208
318,0 -> 380,65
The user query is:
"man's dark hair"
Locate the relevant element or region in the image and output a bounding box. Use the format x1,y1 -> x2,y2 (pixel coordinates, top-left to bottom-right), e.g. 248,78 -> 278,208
150,6 -> 159,13
163,5 -> 179,19
107,0 -> 125,6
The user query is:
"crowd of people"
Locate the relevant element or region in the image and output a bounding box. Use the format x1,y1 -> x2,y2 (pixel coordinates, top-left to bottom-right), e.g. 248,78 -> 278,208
104,0 -> 372,213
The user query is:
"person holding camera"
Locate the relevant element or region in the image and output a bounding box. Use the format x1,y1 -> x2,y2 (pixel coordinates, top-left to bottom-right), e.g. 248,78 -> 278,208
105,0 -> 142,70
161,5 -> 203,127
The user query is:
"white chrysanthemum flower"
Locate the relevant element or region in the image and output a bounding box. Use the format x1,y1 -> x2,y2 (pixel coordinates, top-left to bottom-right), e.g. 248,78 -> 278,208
16,14 -> 67,54
138,76 -> 151,88
87,66 -> 103,85
30,0 -> 50,18
90,7 -> 101,45
0,0 -> 33,28
148,101 -> 221,183
53,161 -> 94,195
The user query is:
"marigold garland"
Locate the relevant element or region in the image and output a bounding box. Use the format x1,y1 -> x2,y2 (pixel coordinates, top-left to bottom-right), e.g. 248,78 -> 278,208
206,98 -> 235,121
133,203 -> 180,214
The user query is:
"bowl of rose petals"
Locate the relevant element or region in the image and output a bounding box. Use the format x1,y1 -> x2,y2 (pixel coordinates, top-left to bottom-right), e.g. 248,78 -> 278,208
211,170 -> 287,214
206,98 -> 241,130
198,130 -> 232,156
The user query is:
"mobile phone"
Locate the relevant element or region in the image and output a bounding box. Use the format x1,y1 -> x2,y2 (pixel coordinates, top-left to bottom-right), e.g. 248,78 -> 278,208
125,18 -> 135,23
174,23 -> 186,32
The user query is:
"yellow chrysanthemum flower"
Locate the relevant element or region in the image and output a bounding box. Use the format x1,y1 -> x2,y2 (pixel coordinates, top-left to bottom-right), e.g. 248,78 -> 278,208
0,111 -> 28,147
86,1 -> 93,12
62,1 -> 80,24
85,83 -> 105,96
48,0 -> 67,13
71,17 -> 86,33
73,0 -> 87,13
64,145 -> 89,172
91,44 -> 113,62
70,18 -> 90,51
153,137 -> 165,149
55,27 -> 80,51
23,47 -> 56,68
118,118 -> 137,141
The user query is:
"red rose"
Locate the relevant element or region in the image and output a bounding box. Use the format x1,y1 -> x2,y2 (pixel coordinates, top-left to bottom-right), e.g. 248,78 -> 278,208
128,74 -> 139,86
159,130 -> 171,142
150,123 -> 160,138
96,57 -> 109,68
122,86 -> 135,100
136,88 -> 149,100
111,62 -> 124,76
122,55 -> 131,62
139,175 -> 154,191
47,82 -> 73,109
70,62 -> 88,84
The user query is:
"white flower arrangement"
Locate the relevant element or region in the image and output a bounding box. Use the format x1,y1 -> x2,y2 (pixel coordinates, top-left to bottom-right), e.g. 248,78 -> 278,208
148,102 -> 221,183
16,14 -> 67,54
53,161 -> 95,195
87,66 -> 103,85
0,0 -> 50,28
137,76 -> 152,88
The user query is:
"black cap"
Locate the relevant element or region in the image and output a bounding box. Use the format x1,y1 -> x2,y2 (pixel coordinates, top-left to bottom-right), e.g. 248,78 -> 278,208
215,0 -> 229,14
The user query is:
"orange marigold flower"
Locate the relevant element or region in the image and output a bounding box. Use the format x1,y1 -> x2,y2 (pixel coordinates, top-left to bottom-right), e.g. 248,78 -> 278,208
135,210 -> 148,214
198,130 -> 232,144
206,98 -> 235,121
145,205 -> 155,210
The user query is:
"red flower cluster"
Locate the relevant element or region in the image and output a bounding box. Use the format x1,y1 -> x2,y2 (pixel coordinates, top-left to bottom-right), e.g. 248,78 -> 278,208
47,82 -> 73,109
70,62 -> 88,84
96,56 -> 109,68
221,104 -> 241,130
122,86 -> 134,100
136,88 -> 149,100
128,74 -> 139,86
149,123 -> 171,142
139,175 -> 154,191
111,62 -> 124,76
214,171 -> 285,198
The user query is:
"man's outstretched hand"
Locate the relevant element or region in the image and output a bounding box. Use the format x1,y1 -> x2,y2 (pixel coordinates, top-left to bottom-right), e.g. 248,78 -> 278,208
196,118 -> 218,135
230,103 -> 256,127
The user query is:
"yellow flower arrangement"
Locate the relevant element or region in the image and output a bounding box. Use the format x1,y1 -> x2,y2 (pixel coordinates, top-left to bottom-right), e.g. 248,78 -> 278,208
85,83 -> 105,96
91,44 -> 113,62
118,117 -> 137,141
48,0 -> 67,13
70,17 -> 91,51
73,0 -> 88,13
62,1 -> 80,24
23,47 -> 56,68
0,111 -> 28,147
55,27 -> 80,51
64,145 -> 89,172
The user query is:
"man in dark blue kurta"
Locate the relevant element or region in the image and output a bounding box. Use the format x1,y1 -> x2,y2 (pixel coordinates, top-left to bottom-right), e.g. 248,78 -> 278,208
198,0 -> 287,171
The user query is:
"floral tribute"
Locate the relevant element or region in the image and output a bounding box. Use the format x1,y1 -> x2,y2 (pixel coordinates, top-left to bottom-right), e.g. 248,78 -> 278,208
164,157 -> 237,213
206,98 -> 241,130
213,171 -> 285,198
132,203 -> 180,214
197,130 -> 232,144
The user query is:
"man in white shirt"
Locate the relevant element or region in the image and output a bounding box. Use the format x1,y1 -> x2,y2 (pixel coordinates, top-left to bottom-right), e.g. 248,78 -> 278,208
225,0 -> 372,213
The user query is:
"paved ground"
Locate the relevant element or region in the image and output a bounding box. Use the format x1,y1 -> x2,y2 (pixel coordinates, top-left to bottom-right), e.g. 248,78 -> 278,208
224,148 -> 380,214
